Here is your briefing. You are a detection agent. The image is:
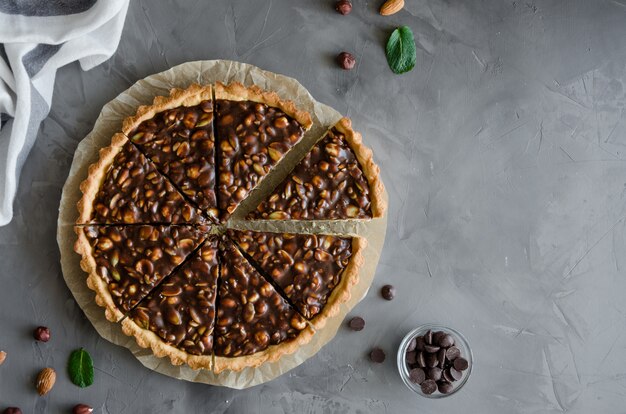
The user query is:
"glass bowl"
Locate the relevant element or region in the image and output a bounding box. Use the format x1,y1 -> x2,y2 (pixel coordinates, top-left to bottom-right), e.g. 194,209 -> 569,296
397,324 -> 473,398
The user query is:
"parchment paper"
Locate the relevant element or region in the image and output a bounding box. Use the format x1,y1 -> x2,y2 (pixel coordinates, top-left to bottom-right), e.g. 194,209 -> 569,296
57,60 -> 388,389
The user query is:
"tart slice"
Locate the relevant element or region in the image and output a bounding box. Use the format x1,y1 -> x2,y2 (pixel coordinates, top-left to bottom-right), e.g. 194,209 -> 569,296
74,225 -> 206,322
229,230 -> 365,328
122,237 -> 219,369
214,238 -> 314,373
122,84 -> 219,221
77,134 -> 206,224
247,117 -> 385,220
215,82 -> 313,220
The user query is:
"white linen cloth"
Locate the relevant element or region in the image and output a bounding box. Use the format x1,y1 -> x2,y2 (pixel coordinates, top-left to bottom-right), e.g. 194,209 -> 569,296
0,0 -> 130,225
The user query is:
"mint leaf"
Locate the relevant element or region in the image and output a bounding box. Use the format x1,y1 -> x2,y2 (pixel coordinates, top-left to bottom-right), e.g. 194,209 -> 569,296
68,348 -> 94,388
385,26 -> 416,74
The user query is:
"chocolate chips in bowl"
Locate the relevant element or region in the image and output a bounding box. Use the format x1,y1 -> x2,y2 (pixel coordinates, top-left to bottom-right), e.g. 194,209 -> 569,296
397,324 -> 472,398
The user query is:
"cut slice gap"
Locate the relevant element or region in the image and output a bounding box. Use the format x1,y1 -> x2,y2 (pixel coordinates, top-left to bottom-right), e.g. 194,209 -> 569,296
214,82 -> 313,221
122,84 -> 219,222
121,237 -> 219,369
213,237 -> 314,373
228,229 -> 365,329
227,217 -> 377,238
77,134 -> 207,225
246,117 -> 386,221
74,225 -> 207,322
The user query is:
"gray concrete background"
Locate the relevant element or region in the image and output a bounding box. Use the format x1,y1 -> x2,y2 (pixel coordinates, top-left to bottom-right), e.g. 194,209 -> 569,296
2,0 -> 626,412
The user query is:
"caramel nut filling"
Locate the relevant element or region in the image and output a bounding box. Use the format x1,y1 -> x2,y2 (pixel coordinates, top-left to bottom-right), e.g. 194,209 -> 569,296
83,225 -> 205,312
129,238 -> 219,355
229,230 -> 353,320
215,239 -> 308,357
248,127 -> 373,220
128,101 -> 218,220
91,141 -> 205,224
215,99 -> 305,220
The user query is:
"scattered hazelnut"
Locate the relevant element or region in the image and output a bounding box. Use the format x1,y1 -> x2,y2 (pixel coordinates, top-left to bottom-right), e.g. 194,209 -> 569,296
335,0 -> 352,15
33,326 -> 51,342
337,52 -> 356,70
2,408 -> 22,414
0,351 -> 6,365
73,404 -> 93,414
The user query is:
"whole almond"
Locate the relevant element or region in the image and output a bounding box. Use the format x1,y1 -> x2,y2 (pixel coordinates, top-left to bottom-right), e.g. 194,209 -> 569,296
379,0 -> 404,15
36,367 -> 56,396
0,350 -> 6,365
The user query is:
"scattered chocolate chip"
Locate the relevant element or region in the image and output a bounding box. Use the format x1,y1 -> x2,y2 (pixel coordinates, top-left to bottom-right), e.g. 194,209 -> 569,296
409,368 -> 426,384
406,351 -> 417,365
381,284 -> 395,300
337,52 -> 356,70
438,381 -> 454,394
428,367 -> 443,381
417,351 -> 426,368
335,0 -> 352,15
406,337 -> 417,352
439,334 -> 454,348
3,408 -> 22,414
420,379 -> 437,395
453,357 -> 469,371
369,347 -> 386,363
448,367 -> 463,381
33,326 -> 50,342
423,344 -> 440,353
445,346 -> 460,361
437,348 -> 447,369
424,329 -> 433,344
348,316 -> 365,331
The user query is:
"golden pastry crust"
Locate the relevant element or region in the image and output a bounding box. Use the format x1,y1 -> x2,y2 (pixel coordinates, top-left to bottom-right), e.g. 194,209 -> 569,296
309,237 -> 366,329
76,133 -> 128,224
213,325 -> 315,374
120,318 -> 213,370
121,83 -> 214,136
215,81 -> 313,130
334,117 -> 387,218
73,226 -> 125,323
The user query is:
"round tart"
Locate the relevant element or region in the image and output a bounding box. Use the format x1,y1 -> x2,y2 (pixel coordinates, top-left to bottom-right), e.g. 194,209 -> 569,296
74,82 -> 386,372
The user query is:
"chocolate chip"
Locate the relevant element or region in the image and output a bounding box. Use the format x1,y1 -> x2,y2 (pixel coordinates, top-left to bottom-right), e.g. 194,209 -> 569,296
381,285 -> 395,300
409,368 -> 426,384
438,334 -> 455,348
424,329 -> 433,344
453,357 -> 469,371
437,348 -> 447,369
406,337 -> 417,352
438,381 -> 454,394
432,330 -> 445,344
445,346 -> 460,361
369,347 -> 386,363
420,379 -> 437,395
426,352 -> 439,368
406,351 -> 417,365
448,367 -> 463,381
348,316 -> 365,331
423,344 -> 440,353
443,368 -> 455,383
415,336 -> 425,351
417,351 -> 426,368
427,367 -> 443,381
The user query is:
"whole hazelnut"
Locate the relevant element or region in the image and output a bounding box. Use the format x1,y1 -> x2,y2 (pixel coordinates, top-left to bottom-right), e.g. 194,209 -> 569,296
3,408 -> 22,414
337,52 -> 356,70
73,404 -> 93,414
335,0 -> 352,15
33,326 -> 51,342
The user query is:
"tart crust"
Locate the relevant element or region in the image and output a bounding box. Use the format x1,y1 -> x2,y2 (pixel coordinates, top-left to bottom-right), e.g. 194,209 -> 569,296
333,117 -> 386,218
215,81 -> 313,130
121,318 -> 214,370
309,237 -> 366,329
213,324 -> 315,374
121,83 -> 214,136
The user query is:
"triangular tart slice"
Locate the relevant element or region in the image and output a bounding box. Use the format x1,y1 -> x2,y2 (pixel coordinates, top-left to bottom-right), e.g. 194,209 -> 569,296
229,229 -> 365,328
74,225 -> 206,321
213,238 -> 314,373
77,134 -> 206,224
215,82 -> 312,220
122,84 -> 219,221
122,237 -> 219,369
247,117 -> 386,220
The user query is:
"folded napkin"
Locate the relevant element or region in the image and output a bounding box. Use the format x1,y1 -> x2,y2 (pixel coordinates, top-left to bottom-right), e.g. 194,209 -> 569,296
0,0 -> 130,225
